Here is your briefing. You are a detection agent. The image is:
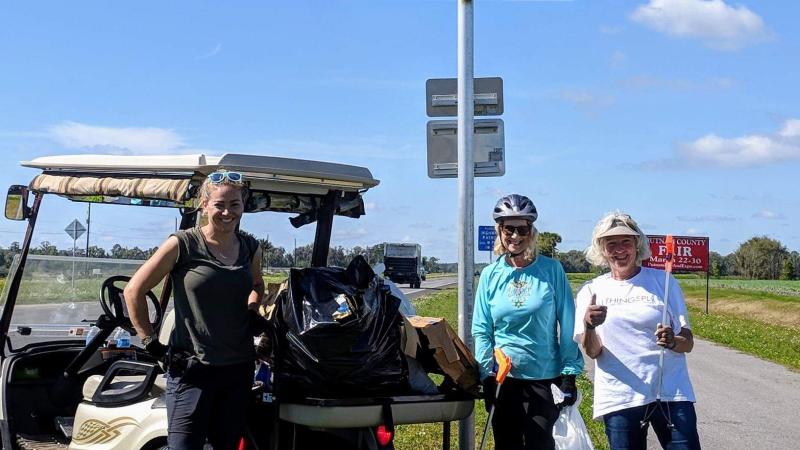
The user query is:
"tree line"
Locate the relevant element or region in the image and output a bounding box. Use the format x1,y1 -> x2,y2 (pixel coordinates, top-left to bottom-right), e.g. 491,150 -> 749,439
545,233 -> 800,281
0,238 -> 444,276
0,234 -> 797,280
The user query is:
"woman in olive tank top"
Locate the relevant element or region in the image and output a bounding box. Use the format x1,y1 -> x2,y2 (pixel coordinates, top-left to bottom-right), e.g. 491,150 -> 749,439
124,170 -> 265,450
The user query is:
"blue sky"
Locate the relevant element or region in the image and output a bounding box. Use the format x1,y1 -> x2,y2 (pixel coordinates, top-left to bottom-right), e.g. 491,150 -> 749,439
1,0 -> 798,262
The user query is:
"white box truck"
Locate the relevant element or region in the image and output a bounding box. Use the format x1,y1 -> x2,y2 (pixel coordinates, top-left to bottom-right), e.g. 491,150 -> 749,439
383,243 -> 425,288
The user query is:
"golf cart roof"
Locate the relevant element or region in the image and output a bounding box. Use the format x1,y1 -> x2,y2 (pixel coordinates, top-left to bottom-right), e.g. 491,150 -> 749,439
21,153 -> 379,221
23,153 -> 379,191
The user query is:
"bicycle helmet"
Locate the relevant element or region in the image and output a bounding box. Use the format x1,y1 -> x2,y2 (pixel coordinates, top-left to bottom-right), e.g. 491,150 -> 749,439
493,194 -> 538,223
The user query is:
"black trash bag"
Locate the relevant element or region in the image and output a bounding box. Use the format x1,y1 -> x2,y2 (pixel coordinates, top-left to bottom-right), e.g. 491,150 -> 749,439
275,255 -> 409,399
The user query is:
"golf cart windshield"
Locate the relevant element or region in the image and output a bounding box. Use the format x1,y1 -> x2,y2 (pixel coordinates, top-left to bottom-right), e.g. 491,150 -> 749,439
0,254 -> 159,347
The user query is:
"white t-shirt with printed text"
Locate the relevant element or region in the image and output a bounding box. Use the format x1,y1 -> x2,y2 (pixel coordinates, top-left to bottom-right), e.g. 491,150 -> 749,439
573,267 -> 696,419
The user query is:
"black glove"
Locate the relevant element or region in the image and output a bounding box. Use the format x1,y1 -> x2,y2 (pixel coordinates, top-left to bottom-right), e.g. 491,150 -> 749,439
144,339 -> 168,360
248,310 -> 272,337
557,375 -> 577,408
482,376 -> 497,413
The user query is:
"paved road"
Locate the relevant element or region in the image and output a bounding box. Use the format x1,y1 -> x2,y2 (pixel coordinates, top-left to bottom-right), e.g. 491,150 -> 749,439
398,276 -> 457,300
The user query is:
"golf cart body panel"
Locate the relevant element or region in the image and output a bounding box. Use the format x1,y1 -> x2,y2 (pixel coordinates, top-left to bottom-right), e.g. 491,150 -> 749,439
280,395 -> 473,428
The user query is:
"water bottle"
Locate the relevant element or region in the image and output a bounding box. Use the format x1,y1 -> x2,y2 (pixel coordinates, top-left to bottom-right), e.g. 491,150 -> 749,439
115,329 -> 132,348
85,326 -> 100,346
254,362 -> 272,401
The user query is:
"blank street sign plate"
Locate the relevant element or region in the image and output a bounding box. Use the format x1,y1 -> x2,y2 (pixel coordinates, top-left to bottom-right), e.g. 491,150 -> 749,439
426,77 -> 504,117
427,118 -> 505,178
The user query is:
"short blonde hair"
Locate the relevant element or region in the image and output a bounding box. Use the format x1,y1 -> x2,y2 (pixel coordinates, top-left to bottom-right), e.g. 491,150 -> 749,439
493,221 -> 539,260
585,211 -> 651,267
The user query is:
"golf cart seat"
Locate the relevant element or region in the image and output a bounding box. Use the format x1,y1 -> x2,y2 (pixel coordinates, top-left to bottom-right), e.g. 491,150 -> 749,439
82,373 -> 167,402
81,310 -> 174,403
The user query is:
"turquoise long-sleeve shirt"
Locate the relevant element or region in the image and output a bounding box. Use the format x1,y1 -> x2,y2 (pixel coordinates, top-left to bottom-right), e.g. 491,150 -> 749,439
471,254 -> 583,381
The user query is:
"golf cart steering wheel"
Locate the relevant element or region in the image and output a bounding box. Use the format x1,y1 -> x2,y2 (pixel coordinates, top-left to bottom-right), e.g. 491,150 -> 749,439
100,275 -> 162,335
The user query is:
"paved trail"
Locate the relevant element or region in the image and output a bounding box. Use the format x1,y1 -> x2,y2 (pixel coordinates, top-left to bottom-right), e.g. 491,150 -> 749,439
675,338 -> 800,449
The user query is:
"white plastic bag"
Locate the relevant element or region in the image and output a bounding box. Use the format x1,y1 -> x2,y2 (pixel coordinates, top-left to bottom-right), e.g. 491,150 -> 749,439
551,385 -> 594,450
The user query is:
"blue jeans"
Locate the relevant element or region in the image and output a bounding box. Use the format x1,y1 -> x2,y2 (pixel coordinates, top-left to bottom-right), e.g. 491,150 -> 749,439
603,401 -> 701,450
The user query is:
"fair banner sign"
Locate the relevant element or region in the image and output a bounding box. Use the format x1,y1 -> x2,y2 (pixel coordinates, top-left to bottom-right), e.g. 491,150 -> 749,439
643,235 -> 709,272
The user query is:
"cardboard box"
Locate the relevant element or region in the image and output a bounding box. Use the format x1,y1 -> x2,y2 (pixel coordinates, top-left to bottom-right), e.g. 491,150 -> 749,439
402,315 -> 480,395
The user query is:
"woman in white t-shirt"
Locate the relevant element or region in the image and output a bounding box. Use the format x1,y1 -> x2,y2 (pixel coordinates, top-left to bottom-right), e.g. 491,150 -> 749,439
574,212 -> 701,450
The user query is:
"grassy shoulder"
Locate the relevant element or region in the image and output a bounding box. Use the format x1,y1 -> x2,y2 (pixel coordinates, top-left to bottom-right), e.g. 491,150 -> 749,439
686,304 -> 800,370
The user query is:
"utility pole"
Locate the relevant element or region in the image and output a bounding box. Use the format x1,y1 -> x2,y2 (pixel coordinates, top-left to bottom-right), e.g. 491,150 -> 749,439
457,1 -> 475,449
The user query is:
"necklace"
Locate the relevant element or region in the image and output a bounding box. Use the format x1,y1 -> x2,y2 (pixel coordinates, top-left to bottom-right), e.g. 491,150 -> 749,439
203,233 -> 238,263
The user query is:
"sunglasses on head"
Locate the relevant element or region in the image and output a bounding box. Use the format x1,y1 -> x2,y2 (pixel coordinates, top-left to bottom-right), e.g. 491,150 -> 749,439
207,170 -> 244,185
500,224 -> 532,236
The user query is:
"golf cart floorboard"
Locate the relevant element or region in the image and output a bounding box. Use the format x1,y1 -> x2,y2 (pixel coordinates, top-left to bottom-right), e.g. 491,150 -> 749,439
16,435 -> 69,450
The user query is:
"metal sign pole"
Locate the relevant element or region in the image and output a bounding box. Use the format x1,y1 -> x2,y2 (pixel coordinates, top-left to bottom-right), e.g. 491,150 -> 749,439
71,234 -> 77,289
457,1 -> 475,449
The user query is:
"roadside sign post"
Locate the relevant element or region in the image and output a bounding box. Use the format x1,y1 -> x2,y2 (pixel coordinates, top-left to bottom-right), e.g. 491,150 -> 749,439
427,3 -> 505,446
65,219 -> 86,289
456,2 -> 475,447
643,235 -> 710,313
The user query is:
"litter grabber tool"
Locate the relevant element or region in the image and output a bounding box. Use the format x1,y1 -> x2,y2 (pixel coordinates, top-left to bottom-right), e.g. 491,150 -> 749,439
479,348 -> 512,450
643,234 -> 675,429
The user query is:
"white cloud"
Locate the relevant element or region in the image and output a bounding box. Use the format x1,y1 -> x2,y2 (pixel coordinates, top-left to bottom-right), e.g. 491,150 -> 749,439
679,119 -> 800,167
48,121 -> 186,154
779,119 -> 800,138
332,227 -> 369,241
677,215 -> 737,222
630,0 -> 767,50
752,210 -> 785,220
197,43 -> 222,59
621,75 -> 737,91
559,89 -> 615,108
254,138 -> 421,161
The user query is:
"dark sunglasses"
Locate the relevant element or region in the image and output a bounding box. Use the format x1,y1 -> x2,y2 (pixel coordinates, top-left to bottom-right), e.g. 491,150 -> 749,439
500,224 -> 531,236
207,170 -> 244,185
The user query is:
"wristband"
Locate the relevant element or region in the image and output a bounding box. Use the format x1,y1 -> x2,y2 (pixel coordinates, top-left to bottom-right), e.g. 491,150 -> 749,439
141,334 -> 157,347
585,321 -> 595,330
667,340 -> 677,350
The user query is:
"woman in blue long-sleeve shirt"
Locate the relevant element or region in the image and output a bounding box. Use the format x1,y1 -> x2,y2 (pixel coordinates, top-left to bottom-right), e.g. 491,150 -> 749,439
472,194 -> 583,450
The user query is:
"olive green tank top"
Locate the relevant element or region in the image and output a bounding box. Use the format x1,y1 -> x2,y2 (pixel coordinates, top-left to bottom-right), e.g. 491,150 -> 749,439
169,227 -> 258,366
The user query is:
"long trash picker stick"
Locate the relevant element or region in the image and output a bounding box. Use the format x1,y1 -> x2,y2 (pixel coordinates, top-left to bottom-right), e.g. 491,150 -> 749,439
479,348 -> 512,450
655,235 -> 674,401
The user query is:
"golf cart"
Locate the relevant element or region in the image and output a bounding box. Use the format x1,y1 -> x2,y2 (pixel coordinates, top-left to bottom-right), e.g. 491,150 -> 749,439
0,153 -> 473,450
